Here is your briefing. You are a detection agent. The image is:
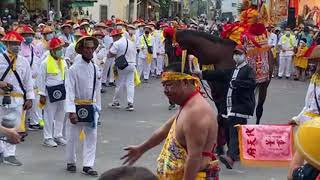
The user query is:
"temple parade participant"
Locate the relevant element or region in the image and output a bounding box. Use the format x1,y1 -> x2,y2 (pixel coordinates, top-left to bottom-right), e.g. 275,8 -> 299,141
65,36 -> 101,177
122,63 -> 219,179
38,37 -> 67,147
0,31 -> 34,166
16,25 -> 43,130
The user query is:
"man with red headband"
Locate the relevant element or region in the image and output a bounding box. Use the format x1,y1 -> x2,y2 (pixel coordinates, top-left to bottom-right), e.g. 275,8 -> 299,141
0,31 -> 34,166
122,62 -> 219,179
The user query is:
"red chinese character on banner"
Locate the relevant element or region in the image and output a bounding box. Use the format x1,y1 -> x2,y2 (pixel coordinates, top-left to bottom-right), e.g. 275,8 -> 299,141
247,147 -> 256,158
276,139 -> 285,147
266,139 -> 275,147
247,138 -> 257,146
245,128 -> 255,137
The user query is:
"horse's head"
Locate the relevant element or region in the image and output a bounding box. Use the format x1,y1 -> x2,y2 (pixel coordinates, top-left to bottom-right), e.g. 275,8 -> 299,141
176,30 -> 236,69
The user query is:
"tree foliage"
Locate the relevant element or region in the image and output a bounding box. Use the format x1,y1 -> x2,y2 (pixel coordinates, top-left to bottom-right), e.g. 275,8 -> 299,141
159,0 -> 171,17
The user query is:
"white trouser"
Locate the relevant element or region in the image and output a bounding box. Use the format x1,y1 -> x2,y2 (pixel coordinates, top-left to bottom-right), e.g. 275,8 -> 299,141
43,100 -> 65,140
156,55 -> 164,75
137,57 -> 151,80
102,59 -> 115,84
278,55 -> 292,77
113,64 -> 135,104
27,95 -> 42,125
151,58 -> 157,75
65,115 -> 98,167
0,106 -> 23,157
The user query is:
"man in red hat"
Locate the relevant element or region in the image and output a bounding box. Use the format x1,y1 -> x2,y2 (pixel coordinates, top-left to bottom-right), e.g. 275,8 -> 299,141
0,31 -> 35,166
17,25 -> 44,130
65,35 -> 100,176
108,29 -> 137,111
197,45 -> 256,169
38,37 -> 67,148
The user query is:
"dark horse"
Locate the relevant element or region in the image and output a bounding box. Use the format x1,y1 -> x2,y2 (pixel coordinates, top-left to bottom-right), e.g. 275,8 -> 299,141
176,30 -> 274,124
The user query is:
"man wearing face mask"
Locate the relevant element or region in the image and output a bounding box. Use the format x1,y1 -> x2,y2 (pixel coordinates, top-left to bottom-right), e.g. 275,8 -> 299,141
35,26 -> 55,60
59,24 -> 74,48
0,31 -> 35,166
135,22 -> 146,61
17,25 -> 43,131
138,26 -> 155,83
38,37 -> 67,147
197,45 -> 256,169
278,27 -> 297,79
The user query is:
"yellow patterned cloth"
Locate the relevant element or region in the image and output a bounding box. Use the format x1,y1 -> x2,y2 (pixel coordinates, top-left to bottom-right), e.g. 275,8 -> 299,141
294,47 -> 308,69
157,119 -> 219,180
161,72 -> 201,88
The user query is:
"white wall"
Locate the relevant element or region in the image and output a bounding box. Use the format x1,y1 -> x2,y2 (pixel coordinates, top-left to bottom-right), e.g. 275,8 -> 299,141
221,0 -> 241,17
86,0 -> 137,22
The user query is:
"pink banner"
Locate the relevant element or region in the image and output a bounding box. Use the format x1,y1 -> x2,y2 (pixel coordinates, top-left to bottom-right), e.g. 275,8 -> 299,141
239,125 -> 293,162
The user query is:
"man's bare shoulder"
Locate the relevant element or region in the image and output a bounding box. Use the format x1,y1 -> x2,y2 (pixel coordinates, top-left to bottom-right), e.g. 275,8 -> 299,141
184,95 -> 216,125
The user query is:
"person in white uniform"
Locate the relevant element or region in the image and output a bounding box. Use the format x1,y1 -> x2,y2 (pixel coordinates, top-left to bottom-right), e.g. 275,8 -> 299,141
108,29 -> 137,111
38,37 -> 67,147
65,36 -> 101,177
138,26 -> 154,83
17,25 -> 43,130
0,31 -> 34,166
278,27 -> 297,79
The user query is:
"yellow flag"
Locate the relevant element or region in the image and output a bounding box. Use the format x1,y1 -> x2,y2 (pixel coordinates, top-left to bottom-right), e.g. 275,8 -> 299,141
18,111 -> 26,133
80,130 -> 86,141
134,69 -> 141,86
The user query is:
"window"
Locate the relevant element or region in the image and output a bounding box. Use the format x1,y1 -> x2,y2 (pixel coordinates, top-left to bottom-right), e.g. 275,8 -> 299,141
232,3 -> 237,7
100,5 -> 108,21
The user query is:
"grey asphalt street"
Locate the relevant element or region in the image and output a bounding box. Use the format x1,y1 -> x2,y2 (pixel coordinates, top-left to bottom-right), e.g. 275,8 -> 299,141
0,78 -> 307,180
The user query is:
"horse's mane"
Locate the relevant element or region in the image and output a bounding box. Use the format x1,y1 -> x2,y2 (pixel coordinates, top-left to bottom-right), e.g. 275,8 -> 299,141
177,30 -> 236,46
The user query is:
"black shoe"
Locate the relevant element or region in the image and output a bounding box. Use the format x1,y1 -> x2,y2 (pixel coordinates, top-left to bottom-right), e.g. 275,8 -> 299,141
67,163 -> 76,173
102,83 -> 107,87
28,124 -> 43,131
168,104 -> 176,110
215,146 -> 225,156
82,167 -> 98,177
143,79 -> 149,83
101,88 -> 107,94
278,76 -> 282,79
108,82 -> 116,87
125,103 -> 134,111
286,77 -> 290,80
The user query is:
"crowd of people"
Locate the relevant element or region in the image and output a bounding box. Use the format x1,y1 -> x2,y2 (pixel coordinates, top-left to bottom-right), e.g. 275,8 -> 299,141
0,7 -> 319,179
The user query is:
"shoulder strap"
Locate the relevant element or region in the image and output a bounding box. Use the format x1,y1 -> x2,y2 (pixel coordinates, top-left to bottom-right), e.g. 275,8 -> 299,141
143,35 -> 149,46
314,83 -> 320,114
124,38 -> 128,55
2,53 -> 26,101
30,46 -> 34,67
91,62 -> 96,100
0,53 -> 13,81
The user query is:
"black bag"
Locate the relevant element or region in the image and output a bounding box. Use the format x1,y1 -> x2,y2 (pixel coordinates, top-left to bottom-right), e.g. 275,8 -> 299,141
143,35 -> 153,54
76,63 -> 96,122
114,39 -> 129,70
46,83 -> 66,103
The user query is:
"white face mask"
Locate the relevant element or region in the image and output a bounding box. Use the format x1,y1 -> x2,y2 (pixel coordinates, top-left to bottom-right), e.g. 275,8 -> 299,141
9,45 -> 21,54
129,30 -> 135,34
98,39 -> 103,44
233,54 -> 245,64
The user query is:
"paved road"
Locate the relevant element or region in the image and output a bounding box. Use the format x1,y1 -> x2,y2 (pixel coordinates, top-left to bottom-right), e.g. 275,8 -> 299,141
0,78 -> 307,180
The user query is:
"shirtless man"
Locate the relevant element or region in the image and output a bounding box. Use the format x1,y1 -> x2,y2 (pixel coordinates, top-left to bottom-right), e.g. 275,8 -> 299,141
122,63 -> 219,180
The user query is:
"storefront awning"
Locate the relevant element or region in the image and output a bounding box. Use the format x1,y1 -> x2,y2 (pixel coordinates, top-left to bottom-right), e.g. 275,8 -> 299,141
71,0 -> 97,8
